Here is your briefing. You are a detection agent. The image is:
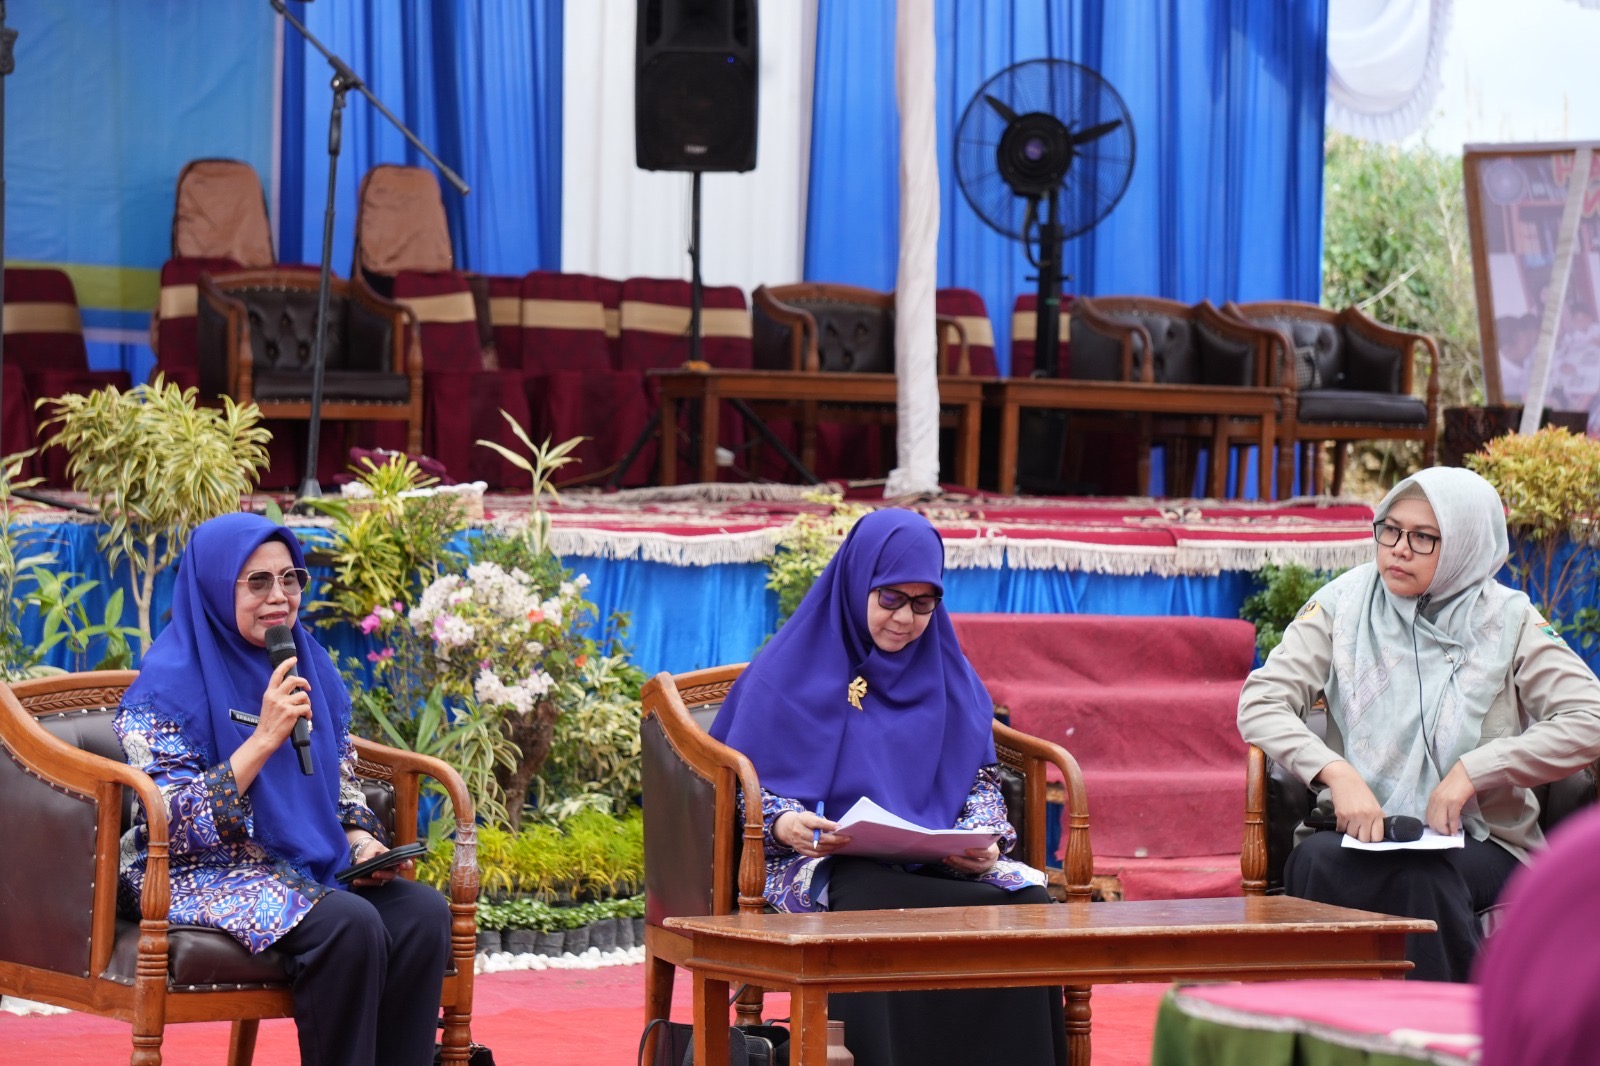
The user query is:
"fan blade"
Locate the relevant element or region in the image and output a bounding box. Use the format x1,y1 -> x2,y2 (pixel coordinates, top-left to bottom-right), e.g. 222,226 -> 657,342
1068,119 -> 1123,147
983,94 -> 1021,125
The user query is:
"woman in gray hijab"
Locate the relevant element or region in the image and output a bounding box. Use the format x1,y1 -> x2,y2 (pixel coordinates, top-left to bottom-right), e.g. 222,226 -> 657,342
1238,466 -> 1600,981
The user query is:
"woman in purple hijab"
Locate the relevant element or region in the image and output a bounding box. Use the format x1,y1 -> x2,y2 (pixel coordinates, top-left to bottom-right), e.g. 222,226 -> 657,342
114,513 -> 449,1066
711,508 -> 1064,1066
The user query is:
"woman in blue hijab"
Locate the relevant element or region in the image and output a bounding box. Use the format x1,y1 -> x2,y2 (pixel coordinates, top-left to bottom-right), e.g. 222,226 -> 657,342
114,513 -> 449,1066
711,507 -> 1063,1065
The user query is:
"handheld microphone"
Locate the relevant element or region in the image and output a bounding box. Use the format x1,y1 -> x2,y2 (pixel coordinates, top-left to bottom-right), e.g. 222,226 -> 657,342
264,625 -> 314,776
1304,812 -> 1423,842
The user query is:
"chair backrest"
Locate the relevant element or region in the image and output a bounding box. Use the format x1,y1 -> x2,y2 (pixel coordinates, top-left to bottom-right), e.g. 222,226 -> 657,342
936,287 -> 998,376
1009,292 -> 1073,378
617,277 -> 753,372
171,159 -> 276,268
353,164 -> 455,282
1072,295 -> 1197,383
3,267 -> 89,372
392,271 -> 484,373
639,664 -> 765,928
151,256 -> 244,377
753,282 -> 895,374
0,672 -> 136,979
518,271 -> 613,374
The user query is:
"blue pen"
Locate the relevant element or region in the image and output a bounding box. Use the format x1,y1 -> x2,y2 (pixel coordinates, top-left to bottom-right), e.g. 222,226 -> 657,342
812,801 -> 825,847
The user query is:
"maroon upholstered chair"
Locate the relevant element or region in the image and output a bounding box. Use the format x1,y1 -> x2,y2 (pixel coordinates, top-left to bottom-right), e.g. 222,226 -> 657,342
353,164 -> 532,487
1009,292 -> 1075,379
150,256 -> 245,391
515,271 -> 648,486
2,361 -> 35,472
4,267 -> 134,486
615,277 -> 752,486
935,287 -> 996,376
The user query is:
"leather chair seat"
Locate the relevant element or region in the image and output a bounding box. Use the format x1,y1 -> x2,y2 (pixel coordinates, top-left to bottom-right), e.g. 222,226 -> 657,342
252,369 -> 413,404
106,921 -> 290,990
1296,389 -> 1428,425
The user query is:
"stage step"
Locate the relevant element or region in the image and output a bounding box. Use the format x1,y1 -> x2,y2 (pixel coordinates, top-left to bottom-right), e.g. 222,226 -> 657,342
953,613 -> 1256,880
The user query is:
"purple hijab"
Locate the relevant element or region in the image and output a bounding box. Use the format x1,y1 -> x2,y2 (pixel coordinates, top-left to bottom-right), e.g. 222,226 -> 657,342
123,513 -> 352,887
710,508 -> 996,829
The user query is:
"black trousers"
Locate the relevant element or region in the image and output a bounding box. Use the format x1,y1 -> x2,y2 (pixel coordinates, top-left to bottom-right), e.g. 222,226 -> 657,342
824,857 -> 1066,1066
274,877 -> 452,1066
1284,830 -> 1520,982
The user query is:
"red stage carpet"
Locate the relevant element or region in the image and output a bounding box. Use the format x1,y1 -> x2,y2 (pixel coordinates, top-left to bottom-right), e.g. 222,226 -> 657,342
954,613 -> 1256,899
0,965 -> 1169,1064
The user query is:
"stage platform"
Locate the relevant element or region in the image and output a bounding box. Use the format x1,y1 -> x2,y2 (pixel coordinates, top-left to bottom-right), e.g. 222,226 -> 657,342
7,484 -> 1378,677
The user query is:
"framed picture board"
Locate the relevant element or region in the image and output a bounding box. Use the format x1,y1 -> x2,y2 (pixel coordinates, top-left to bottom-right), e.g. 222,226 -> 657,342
1463,141 -> 1600,422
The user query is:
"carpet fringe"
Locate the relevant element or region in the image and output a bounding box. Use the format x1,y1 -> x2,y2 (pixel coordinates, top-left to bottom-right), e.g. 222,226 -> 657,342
544,526 -> 785,566
564,482 -> 838,504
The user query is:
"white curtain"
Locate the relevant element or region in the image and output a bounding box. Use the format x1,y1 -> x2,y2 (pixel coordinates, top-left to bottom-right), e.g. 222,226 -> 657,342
1326,0 -> 1453,143
886,0 -> 940,498
560,0 -> 813,291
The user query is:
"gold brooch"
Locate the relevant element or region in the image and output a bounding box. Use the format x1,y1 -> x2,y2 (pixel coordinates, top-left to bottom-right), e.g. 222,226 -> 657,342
846,676 -> 868,710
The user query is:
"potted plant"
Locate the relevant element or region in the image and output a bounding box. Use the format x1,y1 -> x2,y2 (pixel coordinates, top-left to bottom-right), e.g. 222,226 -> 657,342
38,378 -> 271,647
474,901 -> 507,956
1469,426 -> 1600,659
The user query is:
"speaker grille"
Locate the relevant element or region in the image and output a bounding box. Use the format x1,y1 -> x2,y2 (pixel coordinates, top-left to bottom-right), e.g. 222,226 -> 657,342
635,52 -> 758,172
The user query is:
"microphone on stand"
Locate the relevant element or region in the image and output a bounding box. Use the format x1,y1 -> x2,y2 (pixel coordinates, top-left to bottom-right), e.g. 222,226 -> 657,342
265,625 -> 314,775
1304,812 -> 1424,842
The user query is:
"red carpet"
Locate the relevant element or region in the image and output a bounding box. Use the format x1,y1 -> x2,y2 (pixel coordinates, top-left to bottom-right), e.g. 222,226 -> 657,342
0,965 -> 1170,1064
953,613 -> 1256,899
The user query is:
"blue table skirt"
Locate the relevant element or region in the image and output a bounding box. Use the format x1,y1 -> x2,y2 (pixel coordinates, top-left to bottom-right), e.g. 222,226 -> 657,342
9,520 -> 1256,677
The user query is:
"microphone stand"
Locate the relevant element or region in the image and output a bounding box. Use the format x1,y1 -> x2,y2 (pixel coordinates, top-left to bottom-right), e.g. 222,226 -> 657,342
269,1 -> 468,502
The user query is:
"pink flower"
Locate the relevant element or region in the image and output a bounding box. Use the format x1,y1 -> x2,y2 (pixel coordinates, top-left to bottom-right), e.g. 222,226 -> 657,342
526,609 -> 545,624
359,611 -> 383,635
574,654 -> 587,668
366,647 -> 394,663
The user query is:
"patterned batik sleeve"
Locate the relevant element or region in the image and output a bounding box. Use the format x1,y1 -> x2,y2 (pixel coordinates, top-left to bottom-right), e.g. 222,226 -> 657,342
113,700 -> 252,853
954,764 -> 1019,855
335,728 -> 388,843
755,788 -> 807,858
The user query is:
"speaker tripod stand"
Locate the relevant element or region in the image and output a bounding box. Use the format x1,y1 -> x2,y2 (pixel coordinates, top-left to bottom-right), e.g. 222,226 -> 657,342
605,171 -> 815,490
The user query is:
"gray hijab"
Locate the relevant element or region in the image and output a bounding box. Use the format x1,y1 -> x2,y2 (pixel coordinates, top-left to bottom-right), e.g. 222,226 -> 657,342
1314,467 -> 1526,835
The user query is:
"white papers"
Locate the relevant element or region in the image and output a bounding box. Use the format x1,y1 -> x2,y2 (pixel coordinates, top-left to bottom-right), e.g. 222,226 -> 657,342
1341,827 -> 1465,852
829,796 -> 1000,864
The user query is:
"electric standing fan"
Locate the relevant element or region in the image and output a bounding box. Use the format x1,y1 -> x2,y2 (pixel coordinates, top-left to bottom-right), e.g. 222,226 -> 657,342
954,58 -> 1136,377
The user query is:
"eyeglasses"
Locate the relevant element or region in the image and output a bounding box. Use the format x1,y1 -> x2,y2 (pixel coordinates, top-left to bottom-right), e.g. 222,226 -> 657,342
236,568 -> 311,597
874,586 -> 942,615
1373,523 -> 1439,556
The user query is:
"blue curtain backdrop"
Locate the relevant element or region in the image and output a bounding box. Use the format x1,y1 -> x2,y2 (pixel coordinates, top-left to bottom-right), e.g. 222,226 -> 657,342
280,1 -> 564,276
3,2 -> 277,383
805,0 -> 1330,374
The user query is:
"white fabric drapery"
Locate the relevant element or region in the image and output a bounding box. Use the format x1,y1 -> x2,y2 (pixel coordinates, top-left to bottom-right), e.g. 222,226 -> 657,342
1326,0 -> 1453,143
885,0 -> 941,498
560,0 -> 812,292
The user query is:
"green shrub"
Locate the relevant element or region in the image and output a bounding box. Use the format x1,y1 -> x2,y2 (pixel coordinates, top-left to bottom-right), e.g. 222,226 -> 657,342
1240,563 -> 1345,659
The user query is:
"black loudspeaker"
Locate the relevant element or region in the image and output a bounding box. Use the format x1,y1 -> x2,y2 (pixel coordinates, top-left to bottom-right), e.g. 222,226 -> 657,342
635,0 -> 758,172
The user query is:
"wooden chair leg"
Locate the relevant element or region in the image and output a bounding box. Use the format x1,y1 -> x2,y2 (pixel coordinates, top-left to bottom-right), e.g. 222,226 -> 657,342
1277,439 -> 1296,500
226,1019 -> 259,1066
1330,442 -> 1348,496
644,942 -> 676,1022
733,983 -> 765,1027
1065,984 -> 1092,1066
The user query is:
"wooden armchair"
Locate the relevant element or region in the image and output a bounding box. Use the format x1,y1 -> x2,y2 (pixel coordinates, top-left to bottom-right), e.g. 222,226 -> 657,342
1224,301 -> 1439,498
0,671 -> 479,1065
1242,743 -> 1597,925
195,268 -> 425,457
640,663 -> 1095,1063
1066,296 -> 1285,497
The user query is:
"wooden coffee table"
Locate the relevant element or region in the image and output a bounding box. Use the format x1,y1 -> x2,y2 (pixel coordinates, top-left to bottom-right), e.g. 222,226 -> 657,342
665,896 -> 1433,1066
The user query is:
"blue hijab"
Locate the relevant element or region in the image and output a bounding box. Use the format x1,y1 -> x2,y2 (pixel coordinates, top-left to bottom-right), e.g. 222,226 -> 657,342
124,513 -> 352,887
710,508 -> 996,829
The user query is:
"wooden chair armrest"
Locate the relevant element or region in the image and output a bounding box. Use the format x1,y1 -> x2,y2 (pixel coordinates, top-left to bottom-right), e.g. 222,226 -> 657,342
1340,306 -> 1439,398
1195,300 -> 1282,389
351,277 -> 424,379
1242,744 -> 1269,896
936,314 -> 971,375
992,720 -> 1093,903
352,736 -> 479,906
753,285 -> 820,372
1071,298 -> 1149,382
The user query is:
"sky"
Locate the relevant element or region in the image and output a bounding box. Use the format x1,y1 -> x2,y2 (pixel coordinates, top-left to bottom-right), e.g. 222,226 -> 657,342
1417,0 -> 1600,154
